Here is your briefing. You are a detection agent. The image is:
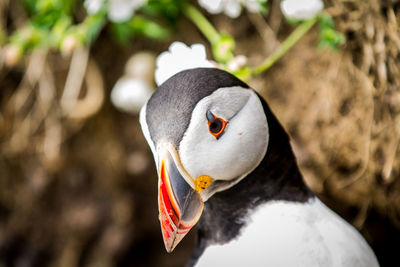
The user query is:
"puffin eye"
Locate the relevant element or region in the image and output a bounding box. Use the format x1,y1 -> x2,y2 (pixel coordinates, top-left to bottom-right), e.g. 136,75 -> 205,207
210,119 -> 223,133
206,111 -> 228,139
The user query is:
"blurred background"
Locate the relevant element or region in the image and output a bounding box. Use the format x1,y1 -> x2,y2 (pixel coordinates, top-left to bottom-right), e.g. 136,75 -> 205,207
0,0 -> 400,266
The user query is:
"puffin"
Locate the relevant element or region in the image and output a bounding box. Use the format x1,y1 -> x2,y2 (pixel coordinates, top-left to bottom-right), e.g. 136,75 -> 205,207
139,68 -> 379,267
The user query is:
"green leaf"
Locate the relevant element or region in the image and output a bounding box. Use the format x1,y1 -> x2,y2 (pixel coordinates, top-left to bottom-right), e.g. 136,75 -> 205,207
111,22 -> 134,44
21,0 -> 38,14
83,11 -> 108,44
232,66 -> 252,82
257,0 -> 269,15
319,13 -> 335,29
140,19 -> 171,40
22,0 -> 77,15
142,0 -> 186,23
318,13 -> 346,50
50,15 -> 72,47
9,24 -> 49,51
111,15 -> 171,44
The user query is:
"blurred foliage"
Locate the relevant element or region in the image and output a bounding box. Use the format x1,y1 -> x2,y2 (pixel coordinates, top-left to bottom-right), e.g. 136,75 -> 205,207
2,0 -> 344,73
112,0 -> 187,44
5,0 -> 186,61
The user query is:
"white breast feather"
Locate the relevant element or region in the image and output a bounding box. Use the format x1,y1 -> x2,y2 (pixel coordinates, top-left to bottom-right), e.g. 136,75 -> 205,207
195,198 -> 379,267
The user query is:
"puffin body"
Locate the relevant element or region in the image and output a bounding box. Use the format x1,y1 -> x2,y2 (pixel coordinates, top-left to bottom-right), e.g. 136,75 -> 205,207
195,199 -> 377,267
139,68 -> 379,267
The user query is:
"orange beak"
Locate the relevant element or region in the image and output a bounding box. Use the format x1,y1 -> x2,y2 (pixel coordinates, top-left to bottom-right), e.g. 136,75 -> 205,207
157,147 -> 204,252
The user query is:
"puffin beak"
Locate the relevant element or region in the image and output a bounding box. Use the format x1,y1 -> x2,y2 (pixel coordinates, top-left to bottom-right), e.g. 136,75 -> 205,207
157,146 -> 204,252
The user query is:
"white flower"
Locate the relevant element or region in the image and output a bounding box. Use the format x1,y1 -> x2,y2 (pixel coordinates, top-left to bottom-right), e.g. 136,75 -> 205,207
84,0 -> 146,22
227,55 -> 247,72
84,0 -> 103,14
198,0 -> 265,18
280,0 -> 323,20
125,52 -> 156,82
111,52 -> 155,114
108,0 -> 146,22
154,42 -> 214,86
111,77 -> 153,114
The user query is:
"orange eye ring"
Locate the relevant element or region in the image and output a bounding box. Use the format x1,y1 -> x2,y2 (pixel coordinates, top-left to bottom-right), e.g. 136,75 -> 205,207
206,111 -> 228,139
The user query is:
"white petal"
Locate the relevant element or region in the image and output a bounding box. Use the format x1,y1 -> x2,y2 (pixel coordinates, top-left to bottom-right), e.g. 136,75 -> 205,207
109,1 -> 134,22
111,77 -> 153,114
155,51 -> 172,68
199,0 -> 264,18
198,0 -> 224,14
124,52 -> 155,82
108,0 -> 145,22
168,41 -> 191,55
245,0 -> 262,13
281,0 -> 324,20
154,42 -> 213,86
227,55 -> 248,71
223,1 -> 242,18
84,0 -> 104,14
191,44 -> 208,58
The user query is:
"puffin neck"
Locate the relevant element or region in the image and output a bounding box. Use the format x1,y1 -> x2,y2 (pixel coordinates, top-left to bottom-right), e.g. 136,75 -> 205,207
188,96 -> 313,264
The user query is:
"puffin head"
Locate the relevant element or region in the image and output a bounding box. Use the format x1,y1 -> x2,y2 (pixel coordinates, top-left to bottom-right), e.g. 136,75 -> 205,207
140,68 -> 269,252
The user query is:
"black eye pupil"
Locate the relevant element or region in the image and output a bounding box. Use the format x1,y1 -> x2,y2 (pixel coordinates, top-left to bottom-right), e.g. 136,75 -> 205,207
210,119 -> 223,133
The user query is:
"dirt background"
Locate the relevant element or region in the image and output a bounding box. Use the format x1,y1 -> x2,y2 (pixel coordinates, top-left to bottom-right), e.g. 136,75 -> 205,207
1,0 -> 400,266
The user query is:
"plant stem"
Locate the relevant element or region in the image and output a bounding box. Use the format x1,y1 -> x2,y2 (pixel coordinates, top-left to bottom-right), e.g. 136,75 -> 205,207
182,3 -> 221,45
252,16 -> 318,75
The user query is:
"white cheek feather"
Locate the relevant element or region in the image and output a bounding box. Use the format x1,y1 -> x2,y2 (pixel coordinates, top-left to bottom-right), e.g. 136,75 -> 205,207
179,87 -> 269,184
195,198 -> 379,267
